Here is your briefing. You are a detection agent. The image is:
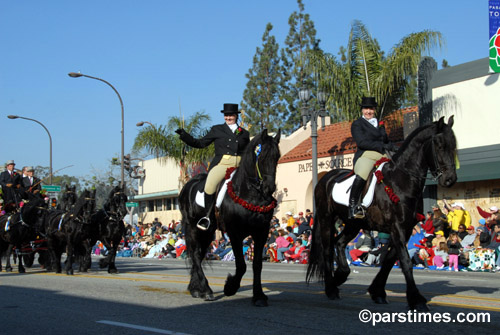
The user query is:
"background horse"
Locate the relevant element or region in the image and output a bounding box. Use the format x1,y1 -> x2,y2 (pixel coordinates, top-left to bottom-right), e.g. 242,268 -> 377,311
180,129 -> 281,305
58,185 -> 77,212
0,193 -> 46,273
44,189 -> 96,275
307,116 -> 457,311
85,185 -> 127,273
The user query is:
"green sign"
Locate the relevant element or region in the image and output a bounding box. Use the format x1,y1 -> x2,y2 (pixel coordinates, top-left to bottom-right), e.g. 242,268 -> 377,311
42,185 -> 61,192
126,202 -> 138,208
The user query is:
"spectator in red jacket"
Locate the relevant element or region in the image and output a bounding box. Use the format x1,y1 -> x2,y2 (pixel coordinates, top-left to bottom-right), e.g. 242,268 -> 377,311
283,239 -> 306,263
421,211 -> 435,236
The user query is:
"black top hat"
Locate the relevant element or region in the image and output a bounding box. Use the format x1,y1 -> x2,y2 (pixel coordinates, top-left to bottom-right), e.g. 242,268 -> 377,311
221,103 -> 240,114
360,97 -> 378,108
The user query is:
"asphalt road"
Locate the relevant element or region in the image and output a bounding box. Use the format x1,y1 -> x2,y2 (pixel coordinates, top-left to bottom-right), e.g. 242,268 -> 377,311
1,256 -> 499,334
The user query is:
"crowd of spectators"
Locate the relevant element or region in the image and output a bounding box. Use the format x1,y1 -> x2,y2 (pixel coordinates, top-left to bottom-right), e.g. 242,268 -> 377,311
95,201 -> 500,273
347,201 -> 500,272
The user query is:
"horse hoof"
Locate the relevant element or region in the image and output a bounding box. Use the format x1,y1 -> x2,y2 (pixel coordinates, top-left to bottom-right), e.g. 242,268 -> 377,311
191,291 -> 201,298
19,268 -> 25,274
373,297 -> 388,304
6,267 -> 12,272
204,294 -> 215,301
108,269 -> 118,274
253,299 -> 268,307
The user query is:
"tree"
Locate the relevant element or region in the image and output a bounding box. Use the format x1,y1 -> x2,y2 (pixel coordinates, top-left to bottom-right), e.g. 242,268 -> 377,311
305,20 -> 443,121
241,23 -> 286,135
132,111 -> 214,185
281,0 -> 321,134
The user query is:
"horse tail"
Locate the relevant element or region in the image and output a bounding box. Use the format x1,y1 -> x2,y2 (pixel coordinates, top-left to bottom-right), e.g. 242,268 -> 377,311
306,210 -> 325,283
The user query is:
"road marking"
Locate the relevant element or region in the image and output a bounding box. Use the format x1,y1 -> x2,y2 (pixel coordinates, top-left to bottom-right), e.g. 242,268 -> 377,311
96,320 -> 191,334
27,270 -> 500,312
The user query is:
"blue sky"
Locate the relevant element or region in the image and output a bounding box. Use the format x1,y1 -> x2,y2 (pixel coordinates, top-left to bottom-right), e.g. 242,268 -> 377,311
0,0 -> 487,180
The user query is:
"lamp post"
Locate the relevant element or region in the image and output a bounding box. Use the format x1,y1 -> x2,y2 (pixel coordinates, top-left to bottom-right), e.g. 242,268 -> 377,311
68,72 -> 125,188
299,87 -> 328,214
7,115 -> 53,185
136,121 -> 153,128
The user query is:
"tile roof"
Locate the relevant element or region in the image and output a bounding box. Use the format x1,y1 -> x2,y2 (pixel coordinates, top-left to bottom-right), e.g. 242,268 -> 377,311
279,106 -> 417,164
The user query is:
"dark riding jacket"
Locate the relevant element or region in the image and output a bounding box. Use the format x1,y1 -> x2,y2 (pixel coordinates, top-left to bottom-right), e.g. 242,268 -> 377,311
179,123 -> 250,171
0,170 -> 21,204
351,117 -> 390,165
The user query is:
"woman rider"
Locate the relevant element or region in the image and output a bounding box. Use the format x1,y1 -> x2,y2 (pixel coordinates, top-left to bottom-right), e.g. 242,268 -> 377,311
349,97 -> 396,219
175,103 -> 250,230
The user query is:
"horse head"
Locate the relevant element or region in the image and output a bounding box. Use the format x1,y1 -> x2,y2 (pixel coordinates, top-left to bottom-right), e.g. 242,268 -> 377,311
429,115 -> 457,188
105,186 -> 128,219
81,189 -> 97,223
61,185 -> 77,211
239,129 -> 281,196
20,193 -> 47,225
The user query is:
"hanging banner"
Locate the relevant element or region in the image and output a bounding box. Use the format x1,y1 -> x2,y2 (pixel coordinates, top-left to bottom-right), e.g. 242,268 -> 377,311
489,0 -> 500,72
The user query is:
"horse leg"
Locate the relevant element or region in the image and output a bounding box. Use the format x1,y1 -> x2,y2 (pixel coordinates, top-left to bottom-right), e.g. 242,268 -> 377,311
331,228 -> 359,298
394,240 -> 429,311
224,238 -> 246,297
251,233 -> 268,307
16,245 -> 26,273
368,245 -> 398,304
107,241 -> 119,274
5,244 -> 14,272
65,241 -> 74,275
187,232 -> 214,300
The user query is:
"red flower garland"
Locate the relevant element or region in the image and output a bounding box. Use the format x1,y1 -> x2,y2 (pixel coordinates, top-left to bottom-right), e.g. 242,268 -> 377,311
225,167 -> 277,213
373,158 -> 400,204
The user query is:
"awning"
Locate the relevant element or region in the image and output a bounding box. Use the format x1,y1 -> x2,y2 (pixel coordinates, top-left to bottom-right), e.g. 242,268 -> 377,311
128,190 -> 179,201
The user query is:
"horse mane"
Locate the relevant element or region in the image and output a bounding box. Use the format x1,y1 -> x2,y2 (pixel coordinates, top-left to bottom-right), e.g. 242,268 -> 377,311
391,123 -> 434,161
233,130 -> 280,195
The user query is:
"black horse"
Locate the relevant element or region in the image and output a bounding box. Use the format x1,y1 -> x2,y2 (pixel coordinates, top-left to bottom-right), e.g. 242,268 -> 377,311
0,193 -> 47,273
180,129 -> 281,305
84,185 -> 127,273
58,185 -> 77,212
306,116 -> 457,311
44,189 -> 96,275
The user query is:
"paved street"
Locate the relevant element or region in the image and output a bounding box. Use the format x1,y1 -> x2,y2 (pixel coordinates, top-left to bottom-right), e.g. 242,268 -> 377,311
1,256 -> 499,334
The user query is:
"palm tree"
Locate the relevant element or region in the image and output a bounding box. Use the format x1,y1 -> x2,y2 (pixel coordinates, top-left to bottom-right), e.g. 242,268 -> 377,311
132,111 -> 214,185
304,20 -> 443,121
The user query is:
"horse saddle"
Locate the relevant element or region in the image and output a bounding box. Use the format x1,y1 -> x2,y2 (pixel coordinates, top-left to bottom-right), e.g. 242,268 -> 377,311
195,169 -> 237,208
331,162 -> 388,207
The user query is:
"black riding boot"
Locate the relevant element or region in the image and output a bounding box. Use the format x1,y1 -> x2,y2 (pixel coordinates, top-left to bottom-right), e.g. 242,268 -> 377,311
197,193 -> 215,231
348,175 -> 367,219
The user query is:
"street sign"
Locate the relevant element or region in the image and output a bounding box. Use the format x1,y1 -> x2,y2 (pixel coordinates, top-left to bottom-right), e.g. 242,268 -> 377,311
126,202 -> 138,208
42,185 -> 61,192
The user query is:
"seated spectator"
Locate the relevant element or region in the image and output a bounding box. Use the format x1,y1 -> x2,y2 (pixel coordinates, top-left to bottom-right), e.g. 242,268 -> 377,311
461,225 -> 477,249
175,234 -> 186,258
283,239 -> 306,263
457,224 -> 467,240
286,226 -> 297,243
431,204 -> 448,235
433,241 -> 449,269
350,229 -> 374,265
413,238 -> 434,269
297,216 -> 311,236
477,219 -> 492,248
407,225 -> 425,259
421,211 -> 435,236
431,230 -> 446,248
275,229 -> 291,262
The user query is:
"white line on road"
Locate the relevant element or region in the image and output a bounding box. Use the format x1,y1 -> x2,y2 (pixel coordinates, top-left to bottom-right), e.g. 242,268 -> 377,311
96,320 -> 191,335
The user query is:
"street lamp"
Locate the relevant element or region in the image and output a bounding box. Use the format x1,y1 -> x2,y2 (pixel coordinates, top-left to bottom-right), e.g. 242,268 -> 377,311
68,72 -> 125,188
299,86 -> 328,214
136,121 -> 153,127
7,115 -> 53,185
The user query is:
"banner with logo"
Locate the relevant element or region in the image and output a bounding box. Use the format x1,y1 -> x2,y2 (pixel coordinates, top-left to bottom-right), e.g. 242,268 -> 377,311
489,0 -> 500,72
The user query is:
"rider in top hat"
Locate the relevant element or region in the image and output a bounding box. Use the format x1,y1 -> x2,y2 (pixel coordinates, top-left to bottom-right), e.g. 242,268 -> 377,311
175,103 -> 250,230
0,160 -> 22,208
349,97 -> 396,219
